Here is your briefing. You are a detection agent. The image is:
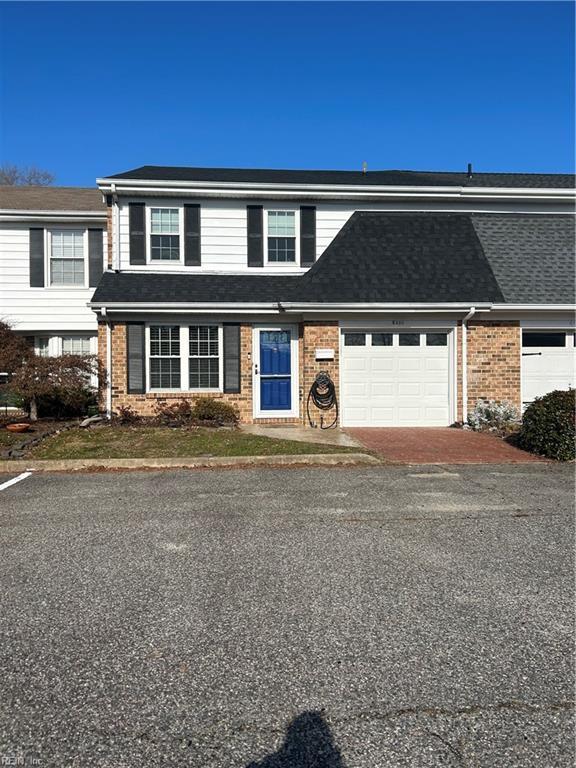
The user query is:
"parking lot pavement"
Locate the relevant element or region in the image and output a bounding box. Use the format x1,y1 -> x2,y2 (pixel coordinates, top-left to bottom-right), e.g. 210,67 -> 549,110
0,464 -> 574,767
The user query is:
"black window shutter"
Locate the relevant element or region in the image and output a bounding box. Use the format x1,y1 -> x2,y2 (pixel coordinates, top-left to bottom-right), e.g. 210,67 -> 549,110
300,206 -> 316,267
129,203 -> 146,265
29,228 -> 45,287
223,324 -> 241,393
88,229 -> 104,287
126,323 -> 146,394
247,205 -> 263,267
184,204 -> 201,266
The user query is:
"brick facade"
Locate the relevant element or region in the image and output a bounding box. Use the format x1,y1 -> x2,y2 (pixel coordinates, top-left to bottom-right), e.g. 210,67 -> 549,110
98,318 -> 522,426
465,319 -> 521,413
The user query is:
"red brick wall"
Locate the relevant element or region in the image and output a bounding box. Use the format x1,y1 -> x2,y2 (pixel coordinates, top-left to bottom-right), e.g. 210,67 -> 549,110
465,320 -> 521,414
99,320 -> 342,426
97,318 -> 522,425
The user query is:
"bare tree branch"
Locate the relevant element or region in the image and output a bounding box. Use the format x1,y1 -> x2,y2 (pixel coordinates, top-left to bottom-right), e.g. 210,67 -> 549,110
0,164 -> 55,186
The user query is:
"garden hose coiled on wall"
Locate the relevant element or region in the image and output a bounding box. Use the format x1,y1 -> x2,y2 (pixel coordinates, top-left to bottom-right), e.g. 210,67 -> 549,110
307,371 -> 339,430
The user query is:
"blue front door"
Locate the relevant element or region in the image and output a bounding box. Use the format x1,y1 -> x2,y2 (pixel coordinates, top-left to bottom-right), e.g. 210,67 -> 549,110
259,330 -> 292,411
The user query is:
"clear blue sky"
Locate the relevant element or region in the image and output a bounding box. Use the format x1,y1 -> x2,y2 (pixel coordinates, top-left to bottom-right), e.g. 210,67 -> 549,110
0,1 -> 573,185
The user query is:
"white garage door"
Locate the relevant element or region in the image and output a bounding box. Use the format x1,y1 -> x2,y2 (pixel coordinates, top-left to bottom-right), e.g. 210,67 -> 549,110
341,330 -> 451,427
521,331 -> 576,407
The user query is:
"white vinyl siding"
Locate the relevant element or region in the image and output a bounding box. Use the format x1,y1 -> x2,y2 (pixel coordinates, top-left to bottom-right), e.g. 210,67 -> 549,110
0,223 -> 104,332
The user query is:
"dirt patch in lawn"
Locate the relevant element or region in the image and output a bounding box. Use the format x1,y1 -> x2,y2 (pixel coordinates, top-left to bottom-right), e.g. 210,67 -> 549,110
28,425 -> 358,460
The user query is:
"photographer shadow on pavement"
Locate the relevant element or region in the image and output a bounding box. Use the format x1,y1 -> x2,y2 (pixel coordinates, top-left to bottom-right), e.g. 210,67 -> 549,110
246,710 -> 345,768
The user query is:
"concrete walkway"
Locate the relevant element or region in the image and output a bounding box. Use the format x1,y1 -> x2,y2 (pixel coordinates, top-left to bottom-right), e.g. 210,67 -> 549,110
346,427 -> 543,464
241,423 -> 361,447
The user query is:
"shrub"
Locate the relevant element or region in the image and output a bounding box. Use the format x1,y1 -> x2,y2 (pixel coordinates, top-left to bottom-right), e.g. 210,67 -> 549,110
518,389 -> 575,461
113,405 -> 141,425
191,397 -> 239,425
467,399 -> 521,436
153,399 -> 194,427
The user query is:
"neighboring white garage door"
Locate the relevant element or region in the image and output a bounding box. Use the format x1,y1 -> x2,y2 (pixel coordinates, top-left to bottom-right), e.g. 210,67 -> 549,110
340,330 -> 452,427
521,330 -> 576,407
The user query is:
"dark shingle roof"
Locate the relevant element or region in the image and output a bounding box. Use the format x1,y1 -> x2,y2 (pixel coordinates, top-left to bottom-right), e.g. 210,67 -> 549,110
0,186 -> 105,212
91,272 -> 300,305
471,214 -> 575,304
302,213 -> 504,303
106,165 -> 575,189
90,212 -> 575,307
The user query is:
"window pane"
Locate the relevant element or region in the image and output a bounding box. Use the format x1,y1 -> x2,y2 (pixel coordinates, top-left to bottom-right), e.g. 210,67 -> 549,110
426,333 -> 448,347
399,333 -> 420,346
189,358 -> 219,389
372,333 -> 393,346
268,210 -> 295,237
150,326 -> 179,356
36,337 -> 50,357
344,333 -> 366,346
62,336 -> 91,355
268,237 -> 296,262
189,326 -> 219,357
522,332 -> 566,348
150,358 -> 181,389
151,234 -> 180,260
50,258 -> 84,285
151,208 -> 179,234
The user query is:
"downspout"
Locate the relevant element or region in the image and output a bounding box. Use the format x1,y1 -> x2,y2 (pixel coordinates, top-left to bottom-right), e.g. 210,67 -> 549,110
461,307 -> 476,424
111,183 -> 120,271
102,308 -> 112,419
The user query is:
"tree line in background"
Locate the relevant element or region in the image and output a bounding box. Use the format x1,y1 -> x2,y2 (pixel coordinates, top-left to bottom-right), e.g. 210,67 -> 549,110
0,165 -> 54,185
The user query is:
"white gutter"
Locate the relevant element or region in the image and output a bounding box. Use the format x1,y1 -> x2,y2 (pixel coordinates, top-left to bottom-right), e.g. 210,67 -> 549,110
111,183 -> 120,270
461,307 -> 477,424
88,301 -> 494,312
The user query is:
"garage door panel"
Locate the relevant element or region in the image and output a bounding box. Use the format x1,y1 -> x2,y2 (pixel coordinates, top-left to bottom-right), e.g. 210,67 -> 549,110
398,358 -> 421,371
341,329 -> 451,427
371,382 -> 394,396
397,382 -> 421,396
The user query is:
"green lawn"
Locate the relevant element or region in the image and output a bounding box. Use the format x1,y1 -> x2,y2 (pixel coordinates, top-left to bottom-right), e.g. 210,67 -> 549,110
29,426 -> 355,460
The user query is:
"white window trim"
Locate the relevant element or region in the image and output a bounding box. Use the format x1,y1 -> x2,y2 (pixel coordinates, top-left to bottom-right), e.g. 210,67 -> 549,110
146,205 -> 184,265
45,227 -> 89,289
145,323 -> 224,393
264,206 -> 299,266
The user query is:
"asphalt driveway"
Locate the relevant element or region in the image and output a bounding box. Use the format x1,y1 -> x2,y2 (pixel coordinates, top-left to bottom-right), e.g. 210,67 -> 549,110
0,464 -> 574,767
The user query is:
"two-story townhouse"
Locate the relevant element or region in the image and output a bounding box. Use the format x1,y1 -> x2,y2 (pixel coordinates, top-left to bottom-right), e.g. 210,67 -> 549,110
0,186 -> 107,360
90,166 -> 575,427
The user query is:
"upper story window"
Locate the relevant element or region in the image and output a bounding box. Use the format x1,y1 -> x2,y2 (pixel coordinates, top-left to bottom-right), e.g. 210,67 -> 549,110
267,210 -> 296,263
49,230 -> 85,285
150,208 -> 180,261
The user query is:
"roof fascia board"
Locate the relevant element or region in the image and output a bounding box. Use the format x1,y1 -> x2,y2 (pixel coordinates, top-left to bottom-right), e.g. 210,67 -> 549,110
96,178 -> 575,202
0,210 -> 106,222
